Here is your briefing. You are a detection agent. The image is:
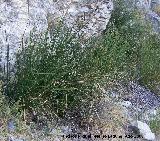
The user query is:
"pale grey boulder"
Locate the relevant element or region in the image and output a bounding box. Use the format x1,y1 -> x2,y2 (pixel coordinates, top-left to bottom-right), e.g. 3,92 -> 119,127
137,120 -> 155,141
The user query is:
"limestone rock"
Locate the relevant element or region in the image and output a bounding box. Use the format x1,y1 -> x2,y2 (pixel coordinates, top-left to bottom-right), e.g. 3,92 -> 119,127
120,101 -> 132,108
137,120 -> 155,141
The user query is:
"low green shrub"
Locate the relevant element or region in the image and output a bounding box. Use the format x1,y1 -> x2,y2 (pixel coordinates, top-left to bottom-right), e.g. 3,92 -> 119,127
149,108 -> 160,134
7,25 -> 107,118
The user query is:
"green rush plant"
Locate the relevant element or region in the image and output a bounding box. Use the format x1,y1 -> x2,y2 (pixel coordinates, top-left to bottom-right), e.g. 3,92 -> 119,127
7,24 -> 109,118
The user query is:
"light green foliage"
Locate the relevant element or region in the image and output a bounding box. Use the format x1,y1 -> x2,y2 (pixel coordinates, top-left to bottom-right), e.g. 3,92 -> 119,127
0,80 -> 24,136
109,0 -> 160,92
149,108 -> 160,134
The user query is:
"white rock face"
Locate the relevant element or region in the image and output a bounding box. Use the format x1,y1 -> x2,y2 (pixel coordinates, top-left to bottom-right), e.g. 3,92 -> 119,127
136,0 -> 160,10
0,0 -> 113,71
137,120 -> 155,141
120,101 -> 132,108
136,0 -> 152,10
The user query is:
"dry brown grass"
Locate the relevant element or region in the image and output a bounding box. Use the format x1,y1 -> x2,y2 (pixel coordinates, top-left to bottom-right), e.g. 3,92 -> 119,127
62,82 -> 129,141
90,95 -> 128,141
